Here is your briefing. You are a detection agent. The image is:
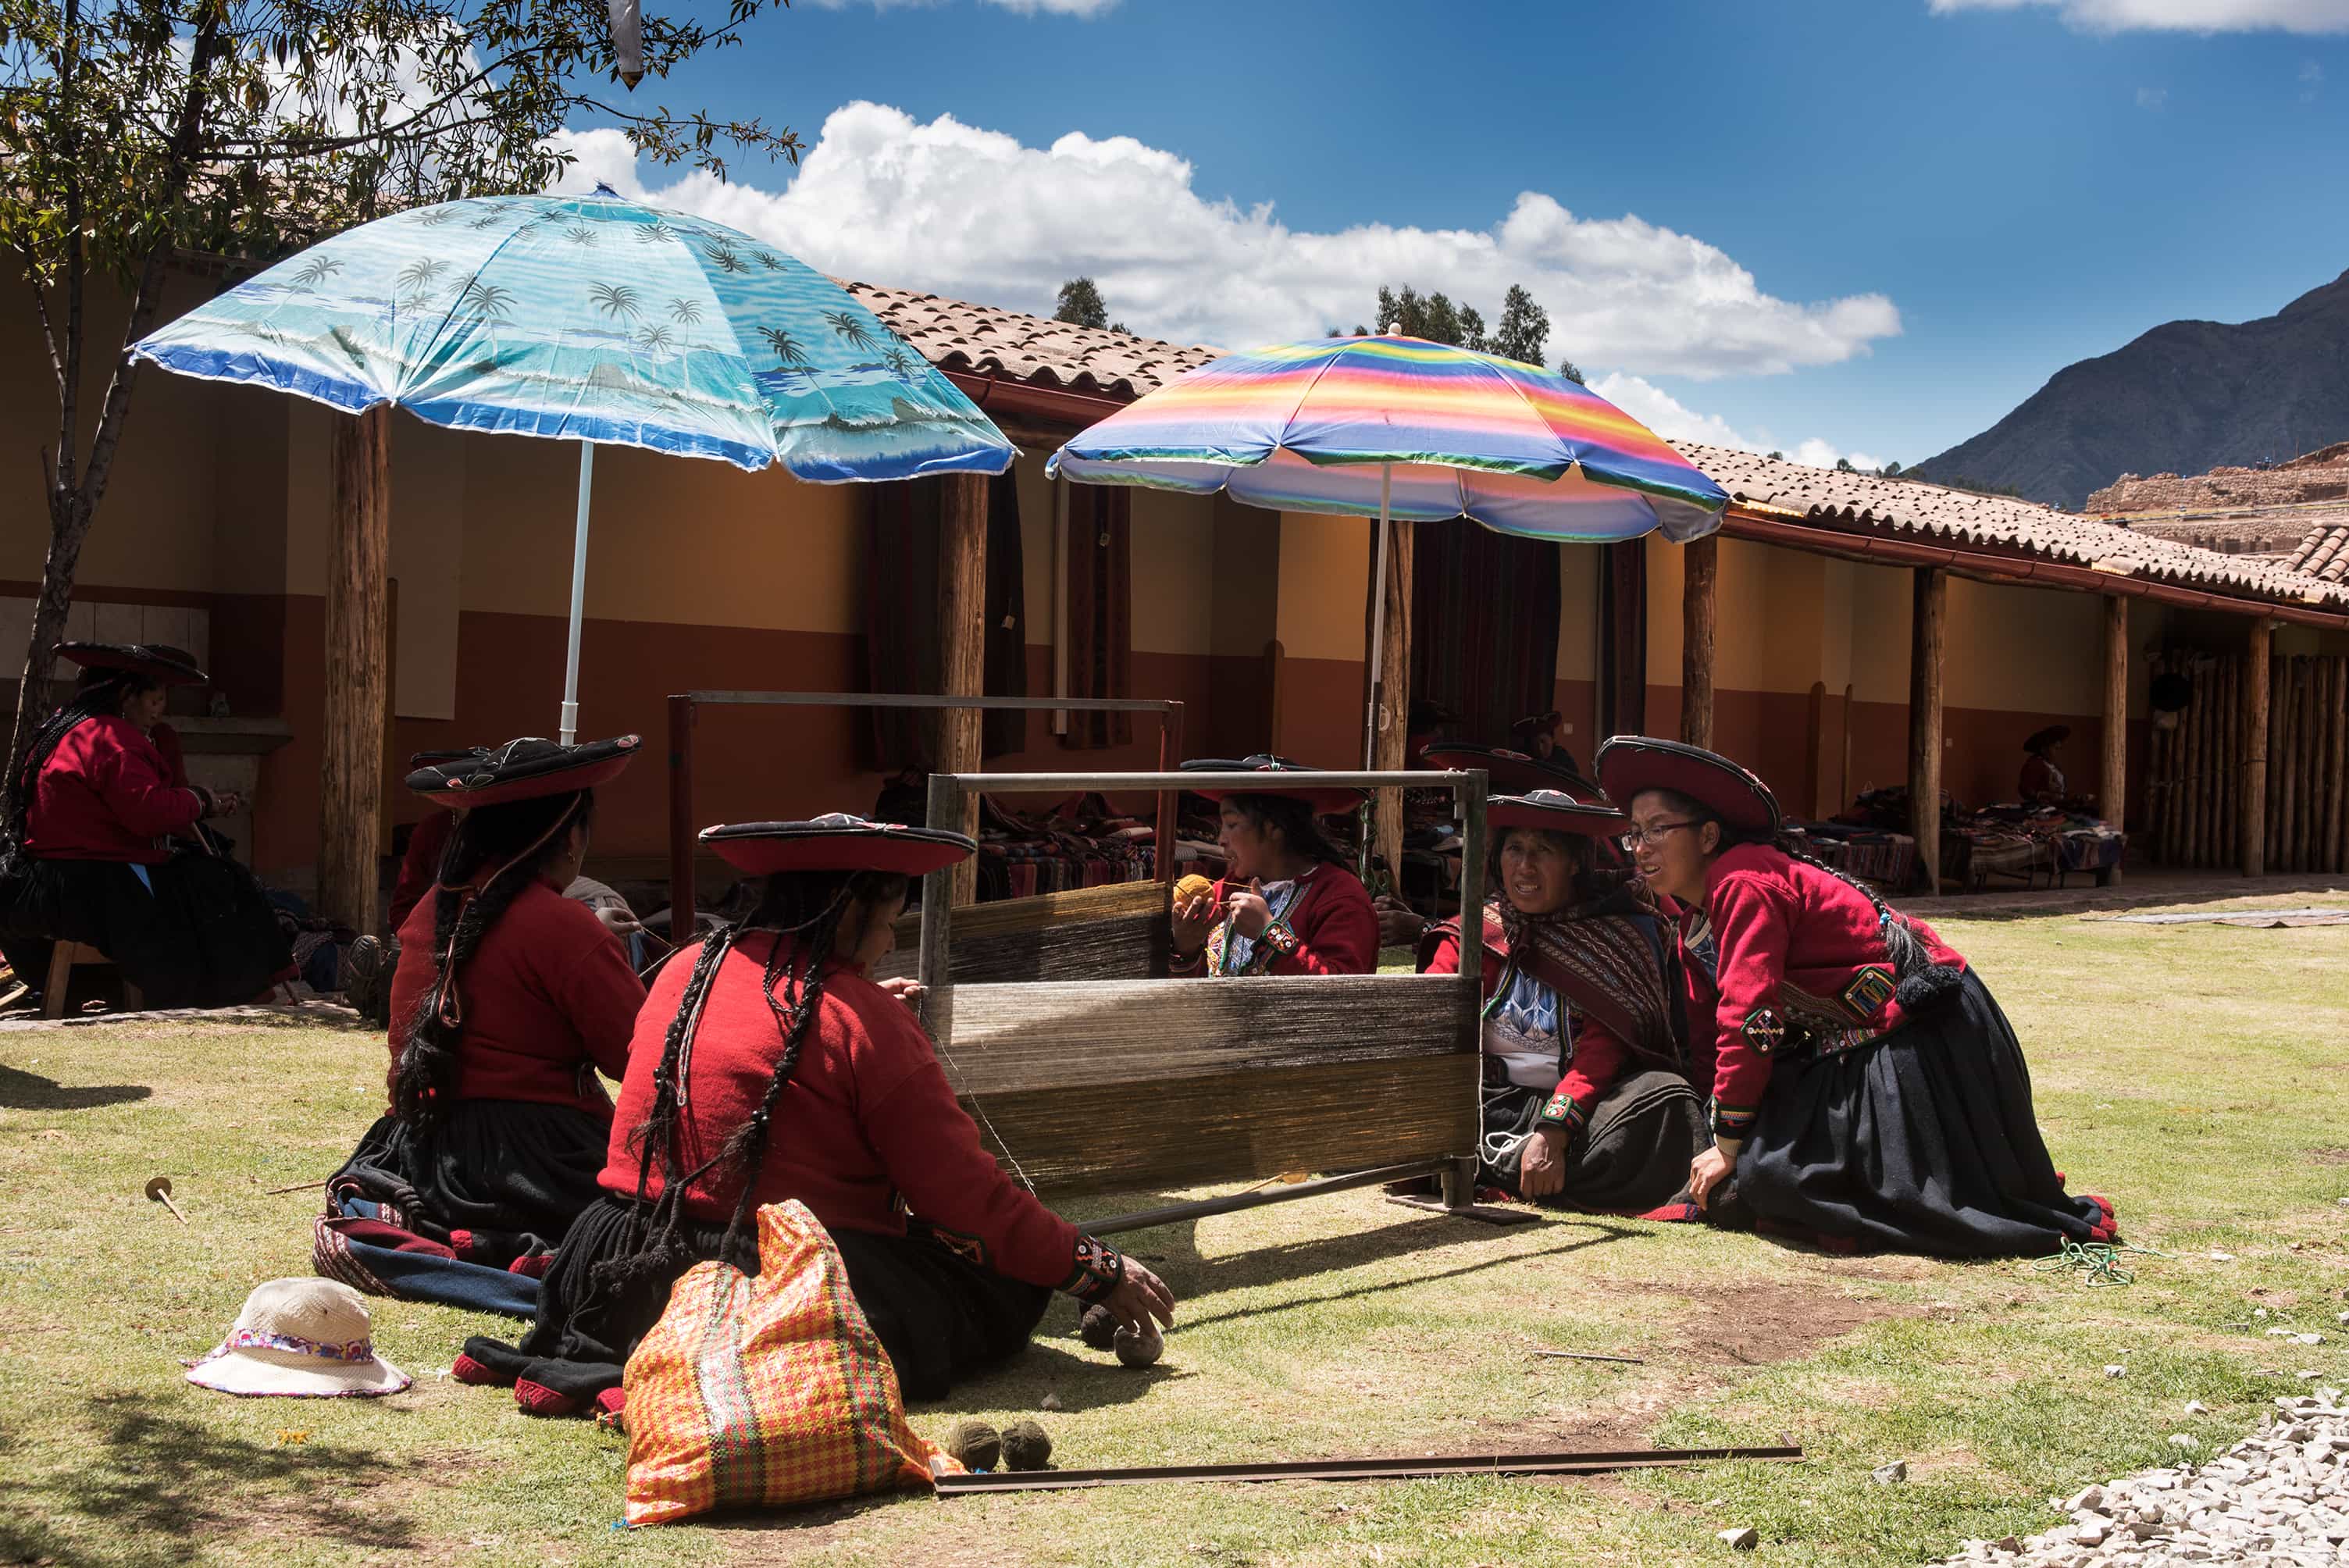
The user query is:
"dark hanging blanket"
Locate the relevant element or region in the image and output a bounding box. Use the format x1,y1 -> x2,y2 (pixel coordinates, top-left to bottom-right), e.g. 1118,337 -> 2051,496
1411,524 -> 1561,747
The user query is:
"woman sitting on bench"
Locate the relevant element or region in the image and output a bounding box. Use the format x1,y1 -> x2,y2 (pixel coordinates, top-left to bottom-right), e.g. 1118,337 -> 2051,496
458,814 -> 1176,1417
1417,789 -> 1706,1215
1169,757 -> 1379,977
1596,736 -> 2119,1258
319,737 -> 647,1309
0,642 -> 292,1010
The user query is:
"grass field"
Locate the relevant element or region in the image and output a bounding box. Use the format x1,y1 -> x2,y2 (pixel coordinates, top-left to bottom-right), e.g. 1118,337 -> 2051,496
2,896 -> 2346,1566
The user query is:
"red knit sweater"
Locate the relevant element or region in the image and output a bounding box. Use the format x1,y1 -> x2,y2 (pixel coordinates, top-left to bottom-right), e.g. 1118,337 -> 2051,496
385,878 -> 644,1118
598,933 -> 1106,1294
387,809 -> 456,932
1676,843 -> 1966,1138
1178,862 -> 1380,977
21,715 -> 204,864
1421,919 -> 1631,1131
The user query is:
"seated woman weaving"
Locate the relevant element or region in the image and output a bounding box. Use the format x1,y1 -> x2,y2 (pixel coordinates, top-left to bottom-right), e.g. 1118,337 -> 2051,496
458,814 -> 1176,1417
1417,789 -> 1706,1215
0,642 -> 293,1009
1169,757 -> 1379,977
317,737 -> 647,1313
1595,736 -> 2119,1259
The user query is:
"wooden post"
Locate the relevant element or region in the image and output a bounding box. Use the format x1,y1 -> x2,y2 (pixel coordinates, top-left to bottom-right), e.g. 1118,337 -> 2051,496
319,406 -> 390,934
2327,657 -> 2347,875
1370,516 -> 1414,892
2243,621 -> 2271,877
939,473 -> 988,907
2100,597 -> 2127,847
1681,534 -> 1717,750
1908,567 -> 1944,895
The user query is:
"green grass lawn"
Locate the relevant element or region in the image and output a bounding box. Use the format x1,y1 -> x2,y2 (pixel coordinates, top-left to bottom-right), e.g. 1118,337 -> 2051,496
2,898 -> 2346,1566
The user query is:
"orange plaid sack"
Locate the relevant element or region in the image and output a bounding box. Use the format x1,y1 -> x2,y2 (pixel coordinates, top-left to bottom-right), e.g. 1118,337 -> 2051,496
622,1199 -> 961,1526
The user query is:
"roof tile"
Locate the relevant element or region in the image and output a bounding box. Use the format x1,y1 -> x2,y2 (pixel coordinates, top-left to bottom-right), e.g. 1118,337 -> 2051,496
843,281 -> 1219,401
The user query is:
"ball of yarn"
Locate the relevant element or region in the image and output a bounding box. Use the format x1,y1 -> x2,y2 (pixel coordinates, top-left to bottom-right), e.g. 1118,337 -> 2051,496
1173,872 -> 1214,907
1000,1418 -> 1053,1471
1078,1303 -> 1119,1349
945,1418 -> 1000,1472
1114,1320 -> 1164,1367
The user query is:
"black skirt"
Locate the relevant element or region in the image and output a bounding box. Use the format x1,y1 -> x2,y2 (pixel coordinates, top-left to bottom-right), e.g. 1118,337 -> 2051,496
464,1195 -> 1051,1405
0,851 -> 292,1009
1722,970 -> 2116,1259
1479,1067 -> 1709,1213
330,1100 -> 612,1260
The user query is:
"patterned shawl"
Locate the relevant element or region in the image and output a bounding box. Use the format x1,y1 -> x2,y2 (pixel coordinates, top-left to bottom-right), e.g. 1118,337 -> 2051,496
1430,890 -> 1684,1071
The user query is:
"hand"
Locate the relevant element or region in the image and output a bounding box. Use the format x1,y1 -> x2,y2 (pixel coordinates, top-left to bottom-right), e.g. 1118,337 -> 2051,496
1103,1257 -> 1175,1334
1688,1142 -> 1735,1211
205,789 -> 244,818
1170,887 -> 1216,953
594,904 -> 643,938
876,975 -> 925,1010
1372,894 -> 1427,949
1225,879 -> 1272,939
1518,1124 -> 1569,1199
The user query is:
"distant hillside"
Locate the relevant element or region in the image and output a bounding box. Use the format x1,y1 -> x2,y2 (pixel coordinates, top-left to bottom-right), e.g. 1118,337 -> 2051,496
1912,271 -> 2349,511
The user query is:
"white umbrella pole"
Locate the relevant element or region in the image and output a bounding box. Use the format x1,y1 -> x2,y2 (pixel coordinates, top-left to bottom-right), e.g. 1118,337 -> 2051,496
1361,463 -> 1392,769
559,442 -> 595,746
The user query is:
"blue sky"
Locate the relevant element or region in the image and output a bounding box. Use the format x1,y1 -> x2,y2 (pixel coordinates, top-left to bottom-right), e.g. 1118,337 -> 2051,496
564,0 -> 2349,472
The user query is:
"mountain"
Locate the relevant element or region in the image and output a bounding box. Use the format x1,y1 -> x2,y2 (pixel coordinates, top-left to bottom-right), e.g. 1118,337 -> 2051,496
1912,271 -> 2349,511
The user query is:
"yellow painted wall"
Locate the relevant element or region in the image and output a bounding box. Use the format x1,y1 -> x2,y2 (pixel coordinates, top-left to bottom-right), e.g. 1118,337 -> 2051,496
1942,578 -> 2103,713
1275,511 -> 1369,661
1556,543 -> 1599,682
1210,495 -> 1281,659
1131,486 -> 1217,657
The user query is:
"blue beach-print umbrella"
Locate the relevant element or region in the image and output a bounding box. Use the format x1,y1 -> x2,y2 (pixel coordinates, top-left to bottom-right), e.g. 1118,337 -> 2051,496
134,184 -> 1014,741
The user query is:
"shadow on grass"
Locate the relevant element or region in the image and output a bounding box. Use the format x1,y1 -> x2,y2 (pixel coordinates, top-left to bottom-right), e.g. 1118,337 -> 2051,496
2,1399 -> 432,1565
0,1060 -> 151,1110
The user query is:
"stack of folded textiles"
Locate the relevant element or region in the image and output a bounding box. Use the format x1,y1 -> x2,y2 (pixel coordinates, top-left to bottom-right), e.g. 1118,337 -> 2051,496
972,793 -> 1157,902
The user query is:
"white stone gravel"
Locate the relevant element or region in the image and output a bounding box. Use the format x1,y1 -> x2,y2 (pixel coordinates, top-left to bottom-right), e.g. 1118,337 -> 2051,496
1933,1392 -> 2349,1567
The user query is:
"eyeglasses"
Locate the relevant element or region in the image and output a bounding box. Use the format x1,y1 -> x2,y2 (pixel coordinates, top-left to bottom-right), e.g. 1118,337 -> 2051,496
1617,820 -> 1702,852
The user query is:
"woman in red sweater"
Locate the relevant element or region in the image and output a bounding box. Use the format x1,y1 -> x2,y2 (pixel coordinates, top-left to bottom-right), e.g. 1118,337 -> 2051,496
1168,757 -> 1379,977
322,736 -> 647,1287
0,642 -> 291,1008
1595,736 -> 2116,1258
1415,789 -> 1703,1214
459,814 -> 1176,1417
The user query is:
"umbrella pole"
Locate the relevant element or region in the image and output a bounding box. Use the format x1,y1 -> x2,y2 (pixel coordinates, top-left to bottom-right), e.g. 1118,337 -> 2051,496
560,443 -> 595,746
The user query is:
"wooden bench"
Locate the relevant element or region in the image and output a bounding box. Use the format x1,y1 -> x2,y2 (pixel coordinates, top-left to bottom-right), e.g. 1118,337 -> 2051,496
914,767 -> 1506,1236
41,942 -> 141,1020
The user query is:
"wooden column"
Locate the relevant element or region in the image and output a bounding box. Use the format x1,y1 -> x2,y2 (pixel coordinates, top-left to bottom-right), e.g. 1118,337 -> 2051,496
2242,619 -> 2272,877
1908,567 -> 1945,895
319,406 -> 390,934
1369,517 -> 1415,890
938,473 -> 989,907
1680,534 -> 1717,749
2099,596 -> 2127,875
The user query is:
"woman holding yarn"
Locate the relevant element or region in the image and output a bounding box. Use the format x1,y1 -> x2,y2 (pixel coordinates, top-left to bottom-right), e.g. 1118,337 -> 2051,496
459,814 -> 1175,1417
1168,756 -> 1380,978
1594,736 -> 2117,1257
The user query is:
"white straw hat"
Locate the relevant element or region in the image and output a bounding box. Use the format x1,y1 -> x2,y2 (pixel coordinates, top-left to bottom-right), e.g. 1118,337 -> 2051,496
184,1278 -> 411,1399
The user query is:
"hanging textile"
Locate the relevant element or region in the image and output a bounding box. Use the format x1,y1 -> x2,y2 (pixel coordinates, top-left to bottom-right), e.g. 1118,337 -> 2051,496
861,476 -> 1029,770
1063,484 -> 1132,750
1411,526 -> 1561,747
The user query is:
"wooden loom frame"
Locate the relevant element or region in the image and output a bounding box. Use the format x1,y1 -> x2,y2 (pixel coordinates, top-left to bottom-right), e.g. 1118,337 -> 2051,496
916,766 -> 1499,1237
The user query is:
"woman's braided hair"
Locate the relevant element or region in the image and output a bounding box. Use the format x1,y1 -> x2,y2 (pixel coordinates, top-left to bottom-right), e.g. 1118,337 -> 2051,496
391,788 -> 595,1133
1645,787 -> 1961,1011
0,668 -> 157,871
597,866 -> 910,1288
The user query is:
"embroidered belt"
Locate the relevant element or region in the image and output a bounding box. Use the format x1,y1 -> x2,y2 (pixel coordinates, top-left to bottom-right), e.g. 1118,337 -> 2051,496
225,1327 -> 382,1365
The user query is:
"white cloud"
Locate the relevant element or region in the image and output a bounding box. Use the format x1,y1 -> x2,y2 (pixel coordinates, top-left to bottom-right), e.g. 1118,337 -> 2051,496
1592,373 -> 1888,474
2136,84 -> 2169,108
549,102 -> 1900,381
1930,0 -> 2349,34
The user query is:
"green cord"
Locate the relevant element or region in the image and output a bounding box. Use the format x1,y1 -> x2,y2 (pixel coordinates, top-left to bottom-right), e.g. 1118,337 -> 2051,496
2030,1238 -> 2169,1288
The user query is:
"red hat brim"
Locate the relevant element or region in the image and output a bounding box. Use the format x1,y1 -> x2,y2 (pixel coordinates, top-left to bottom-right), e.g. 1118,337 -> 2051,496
1421,743 -> 1599,799
1594,736 -> 1781,838
53,641 -> 208,686
405,735 -> 640,807
700,818 -> 975,877
1182,756 -> 1367,818
1488,789 -> 1627,839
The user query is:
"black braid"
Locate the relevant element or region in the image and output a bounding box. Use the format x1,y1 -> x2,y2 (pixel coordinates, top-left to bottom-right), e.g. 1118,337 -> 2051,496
595,867 -> 909,1292
390,789 -> 595,1133
0,670 -> 144,871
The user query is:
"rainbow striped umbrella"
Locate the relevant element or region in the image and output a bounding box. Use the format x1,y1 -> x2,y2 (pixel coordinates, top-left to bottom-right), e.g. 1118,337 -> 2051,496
1047,334 -> 1727,763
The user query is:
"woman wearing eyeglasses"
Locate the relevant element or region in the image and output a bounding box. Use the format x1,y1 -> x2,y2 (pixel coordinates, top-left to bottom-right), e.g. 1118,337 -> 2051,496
1594,737 -> 2117,1259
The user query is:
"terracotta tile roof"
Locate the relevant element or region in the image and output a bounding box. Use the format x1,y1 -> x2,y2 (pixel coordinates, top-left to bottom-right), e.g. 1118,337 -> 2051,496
2286,519 -> 2349,584
1675,442 -> 2349,611
842,281 -> 1220,401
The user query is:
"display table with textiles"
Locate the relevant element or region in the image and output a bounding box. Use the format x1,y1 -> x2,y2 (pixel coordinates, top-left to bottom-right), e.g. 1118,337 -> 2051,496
1784,821 -> 1917,892
970,793 -> 1157,903
1833,787 -> 2124,893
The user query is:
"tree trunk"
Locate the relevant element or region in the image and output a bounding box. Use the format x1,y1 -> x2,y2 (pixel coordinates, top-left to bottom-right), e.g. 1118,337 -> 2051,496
1370,517 -> 1414,895
3,499 -> 92,807
2243,622 -> 2271,877
1681,534 -> 1717,750
938,473 -> 989,907
1908,567 -> 1944,894
319,408 -> 390,933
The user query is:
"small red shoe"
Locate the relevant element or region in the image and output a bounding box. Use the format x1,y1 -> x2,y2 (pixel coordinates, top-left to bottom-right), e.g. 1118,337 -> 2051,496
515,1378 -> 586,1418
592,1388 -> 626,1433
450,1352 -> 512,1388
507,1253 -> 552,1279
